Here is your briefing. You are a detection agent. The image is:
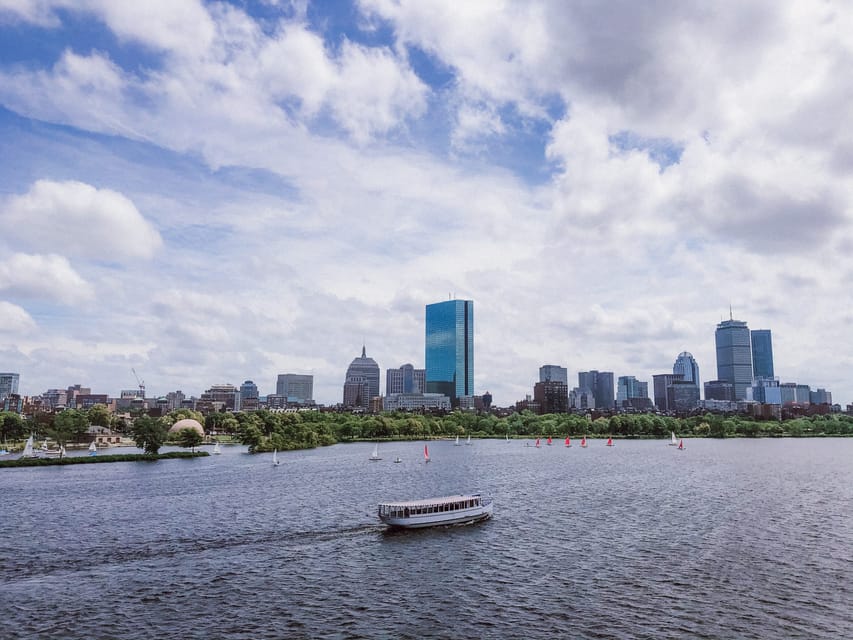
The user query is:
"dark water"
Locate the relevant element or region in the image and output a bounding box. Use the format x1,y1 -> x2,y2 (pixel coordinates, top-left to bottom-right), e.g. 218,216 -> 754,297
1,438 -> 851,639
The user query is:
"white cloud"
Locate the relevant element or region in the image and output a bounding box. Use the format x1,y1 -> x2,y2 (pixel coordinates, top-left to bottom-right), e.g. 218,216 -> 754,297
1,179 -> 162,259
0,300 -> 37,333
0,253 -> 94,304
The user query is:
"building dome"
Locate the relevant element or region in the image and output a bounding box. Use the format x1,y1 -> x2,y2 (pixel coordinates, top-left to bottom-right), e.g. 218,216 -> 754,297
169,418 -> 205,435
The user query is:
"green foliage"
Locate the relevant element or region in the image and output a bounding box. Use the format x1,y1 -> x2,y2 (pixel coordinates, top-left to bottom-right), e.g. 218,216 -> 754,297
0,411 -> 25,442
129,416 -> 169,454
166,408 -> 205,426
51,409 -> 90,446
87,404 -> 112,428
176,428 -> 203,452
0,451 -> 208,468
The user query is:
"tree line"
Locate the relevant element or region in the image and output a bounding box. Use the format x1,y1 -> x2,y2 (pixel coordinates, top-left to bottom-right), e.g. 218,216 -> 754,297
2,406 -> 852,455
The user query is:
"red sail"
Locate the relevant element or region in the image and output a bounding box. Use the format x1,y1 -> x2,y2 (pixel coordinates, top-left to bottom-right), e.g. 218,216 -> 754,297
565,437 -> 570,446
424,444 -> 429,460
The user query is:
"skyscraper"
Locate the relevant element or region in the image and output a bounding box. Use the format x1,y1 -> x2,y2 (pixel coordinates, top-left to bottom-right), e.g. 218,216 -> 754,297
276,374 -> 314,404
539,365 -> 568,384
386,364 -> 426,395
616,376 -> 652,410
0,373 -> 19,401
751,329 -> 774,379
239,380 -> 259,411
715,317 -> 753,401
425,299 -> 473,405
343,346 -> 380,408
673,352 -> 700,386
578,370 -> 614,410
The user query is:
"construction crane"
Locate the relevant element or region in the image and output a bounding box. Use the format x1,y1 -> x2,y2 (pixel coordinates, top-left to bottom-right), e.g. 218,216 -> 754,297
132,368 -> 145,399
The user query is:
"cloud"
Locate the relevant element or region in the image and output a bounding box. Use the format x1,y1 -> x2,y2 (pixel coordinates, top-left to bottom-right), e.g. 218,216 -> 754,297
0,300 -> 37,332
0,253 -> 94,304
1,179 -> 162,259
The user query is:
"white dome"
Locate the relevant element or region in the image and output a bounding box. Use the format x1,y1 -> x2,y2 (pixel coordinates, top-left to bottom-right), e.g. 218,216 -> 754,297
169,418 -> 205,435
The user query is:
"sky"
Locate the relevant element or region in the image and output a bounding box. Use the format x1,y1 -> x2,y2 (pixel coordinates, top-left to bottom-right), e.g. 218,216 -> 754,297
0,0 -> 852,406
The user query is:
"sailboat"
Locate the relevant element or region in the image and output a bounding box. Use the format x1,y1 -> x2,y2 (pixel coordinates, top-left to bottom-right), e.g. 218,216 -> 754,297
394,456 -> 402,463
505,433 -> 510,443
677,439 -> 685,451
369,443 -> 382,461
466,435 -> 472,445
606,437 -> 614,447
213,441 -> 222,455
22,435 -> 35,458
59,445 -> 66,459
580,436 -> 587,448
454,435 -> 461,446
273,449 -> 280,466
669,432 -> 678,446
424,444 -> 430,463
535,438 -> 541,448
565,436 -> 571,447
546,436 -> 552,446
88,441 -> 98,456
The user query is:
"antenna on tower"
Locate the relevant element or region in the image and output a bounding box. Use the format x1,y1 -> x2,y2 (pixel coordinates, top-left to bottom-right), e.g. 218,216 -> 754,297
729,304 -> 733,321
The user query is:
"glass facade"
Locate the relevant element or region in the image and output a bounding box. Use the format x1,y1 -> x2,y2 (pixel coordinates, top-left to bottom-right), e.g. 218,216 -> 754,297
751,329 -> 774,379
425,300 -> 473,404
715,319 -> 753,401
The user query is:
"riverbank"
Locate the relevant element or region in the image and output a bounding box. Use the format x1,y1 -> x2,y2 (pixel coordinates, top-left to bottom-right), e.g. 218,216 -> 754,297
0,451 -> 209,468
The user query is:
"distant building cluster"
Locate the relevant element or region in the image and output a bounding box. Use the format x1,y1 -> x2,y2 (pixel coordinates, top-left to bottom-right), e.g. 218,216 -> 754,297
1,305 -> 841,419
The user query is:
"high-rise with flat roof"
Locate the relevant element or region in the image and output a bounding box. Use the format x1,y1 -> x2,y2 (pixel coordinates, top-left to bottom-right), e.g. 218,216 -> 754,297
539,365 -> 568,385
578,370 -> 614,411
0,373 -> 19,401
751,329 -> 774,380
276,374 -> 314,404
425,299 -> 473,405
715,317 -> 753,400
386,364 -> 425,395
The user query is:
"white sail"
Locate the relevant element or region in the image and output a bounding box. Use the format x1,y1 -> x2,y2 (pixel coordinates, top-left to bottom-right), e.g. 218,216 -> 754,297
88,441 -> 98,455
370,443 -> 381,460
466,435 -> 472,445
454,435 -> 460,446
22,435 -> 35,458
213,442 -> 222,454
669,432 -> 678,446
273,449 -> 280,466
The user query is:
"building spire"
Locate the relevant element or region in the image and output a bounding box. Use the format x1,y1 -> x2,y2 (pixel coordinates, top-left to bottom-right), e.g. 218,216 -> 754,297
729,304 -> 733,321
361,344 -> 366,358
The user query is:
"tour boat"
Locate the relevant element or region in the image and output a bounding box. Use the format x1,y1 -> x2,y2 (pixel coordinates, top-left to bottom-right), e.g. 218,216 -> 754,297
565,436 -> 571,447
580,436 -> 587,448
424,444 -> 430,463
454,435 -> 461,446
677,439 -> 685,451
466,435 -> 472,445
606,437 -> 614,447
378,494 -> 493,529
546,436 -> 552,446
369,443 -> 381,461
669,432 -> 678,446
273,449 -> 280,466
88,441 -> 98,456
213,442 -> 222,455
535,438 -> 540,448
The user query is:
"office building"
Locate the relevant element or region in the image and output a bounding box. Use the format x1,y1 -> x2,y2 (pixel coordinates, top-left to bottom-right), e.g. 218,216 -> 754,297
673,352 -> 700,386
343,346 -> 380,408
197,384 -> 238,413
539,365 -> 568,385
569,387 -> 595,410
239,380 -> 259,411
425,299 -> 473,405
383,393 -> 451,411
751,329 -> 774,379
386,364 -> 426,395
533,380 -> 569,414
653,373 -> 684,412
752,378 -> 782,405
0,373 -> 20,401
810,388 -> 832,405
667,380 -> 700,413
276,374 -> 314,404
715,317 -> 753,400
578,370 -> 614,411
705,380 -> 735,402
616,376 -> 653,410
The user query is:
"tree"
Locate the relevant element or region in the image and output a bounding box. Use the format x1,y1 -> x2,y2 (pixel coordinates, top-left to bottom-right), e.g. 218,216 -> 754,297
51,409 -> 89,447
87,404 -> 112,429
0,411 -> 25,443
129,416 -> 168,454
176,427 -> 203,452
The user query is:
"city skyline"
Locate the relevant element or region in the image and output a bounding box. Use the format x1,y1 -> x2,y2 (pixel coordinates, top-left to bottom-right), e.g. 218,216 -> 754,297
1,3 -> 852,405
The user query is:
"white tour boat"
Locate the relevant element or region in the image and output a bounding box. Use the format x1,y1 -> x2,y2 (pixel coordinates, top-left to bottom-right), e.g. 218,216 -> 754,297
378,494 -> 493,529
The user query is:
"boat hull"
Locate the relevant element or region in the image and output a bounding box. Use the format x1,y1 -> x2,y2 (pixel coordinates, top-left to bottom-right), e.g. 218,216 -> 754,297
378,495 -> 493,529
380,504 -> 493,529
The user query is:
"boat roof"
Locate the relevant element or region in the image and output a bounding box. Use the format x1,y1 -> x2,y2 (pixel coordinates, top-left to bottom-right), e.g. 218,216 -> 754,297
379,494 -> 481,508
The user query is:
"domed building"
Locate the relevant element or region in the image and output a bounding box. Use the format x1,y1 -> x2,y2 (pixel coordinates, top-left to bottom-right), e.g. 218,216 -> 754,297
169,418 -> 205,436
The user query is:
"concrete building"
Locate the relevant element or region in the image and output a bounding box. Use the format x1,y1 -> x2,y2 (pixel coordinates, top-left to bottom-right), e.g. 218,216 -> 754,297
386,364 -> 426,395
343,346 -> 380,408
533,380 -> 569,414
383,393 -> 451,411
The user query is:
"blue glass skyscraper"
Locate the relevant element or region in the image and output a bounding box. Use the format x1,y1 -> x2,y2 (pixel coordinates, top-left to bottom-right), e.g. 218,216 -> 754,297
751,329 -> 774,379
425,300 -> 473,405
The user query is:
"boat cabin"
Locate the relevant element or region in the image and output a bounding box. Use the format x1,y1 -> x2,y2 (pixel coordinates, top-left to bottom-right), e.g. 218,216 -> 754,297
378,494 -> 484,519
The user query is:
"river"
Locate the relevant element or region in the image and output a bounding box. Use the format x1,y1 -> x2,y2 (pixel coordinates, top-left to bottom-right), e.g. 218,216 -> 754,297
1,437 -> 851,639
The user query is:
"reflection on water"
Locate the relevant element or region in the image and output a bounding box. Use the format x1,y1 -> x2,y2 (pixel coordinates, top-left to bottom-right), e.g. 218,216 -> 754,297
2,438 -> 852,639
